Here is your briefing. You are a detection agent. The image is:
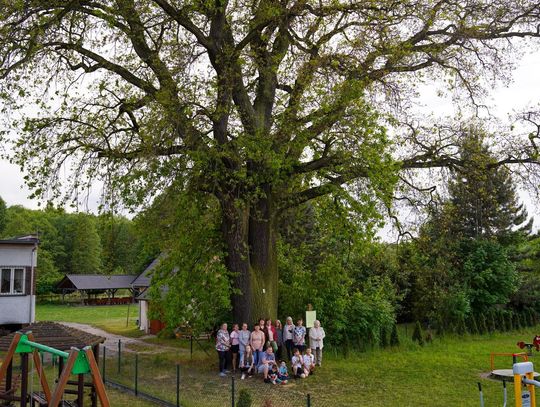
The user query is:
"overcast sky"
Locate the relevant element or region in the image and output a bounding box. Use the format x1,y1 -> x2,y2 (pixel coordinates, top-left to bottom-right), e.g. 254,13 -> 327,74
1,51 -> 540,225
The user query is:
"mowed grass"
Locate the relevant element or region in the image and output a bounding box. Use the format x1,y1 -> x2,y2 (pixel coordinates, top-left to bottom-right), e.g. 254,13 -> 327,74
36,303 -> 144,337
33,304 -> 540,406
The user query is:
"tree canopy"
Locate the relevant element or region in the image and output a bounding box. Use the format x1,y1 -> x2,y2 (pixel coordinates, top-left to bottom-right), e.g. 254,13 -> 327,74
1,0 -> 540,321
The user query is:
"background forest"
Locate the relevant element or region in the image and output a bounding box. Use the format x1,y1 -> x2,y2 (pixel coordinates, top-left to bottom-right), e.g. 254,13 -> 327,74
2,129 -> 539,349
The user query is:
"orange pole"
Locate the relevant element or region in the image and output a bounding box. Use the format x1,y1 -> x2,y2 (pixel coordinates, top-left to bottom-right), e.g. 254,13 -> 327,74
28,333 -> 52,402
50,350 -> 78,407
84,347 -> 110,407
0,333 -> 20,386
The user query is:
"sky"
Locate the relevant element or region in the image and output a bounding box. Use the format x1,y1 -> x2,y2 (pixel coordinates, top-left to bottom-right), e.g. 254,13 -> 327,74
1,50 -> 540,227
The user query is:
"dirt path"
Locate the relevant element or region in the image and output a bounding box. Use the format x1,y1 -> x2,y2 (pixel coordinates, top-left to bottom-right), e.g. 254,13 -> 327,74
60,321 -> 181,353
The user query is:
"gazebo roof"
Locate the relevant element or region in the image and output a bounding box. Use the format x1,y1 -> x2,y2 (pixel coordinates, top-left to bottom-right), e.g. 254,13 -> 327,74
56,274 -> 138,291
0,321 -> 105,351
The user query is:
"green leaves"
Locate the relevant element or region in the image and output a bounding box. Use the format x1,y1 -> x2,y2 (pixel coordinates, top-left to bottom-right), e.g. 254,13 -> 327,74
137,187 -> 232,334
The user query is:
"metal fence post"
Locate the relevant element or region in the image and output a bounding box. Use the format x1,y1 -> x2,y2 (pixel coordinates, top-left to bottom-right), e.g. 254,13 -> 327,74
176,364 -> 180,407
135,353 -> 139,396
307,393 -> 311,407
231,376 -> 235,407
118,339 -> 122,374
102,346 -> 106,381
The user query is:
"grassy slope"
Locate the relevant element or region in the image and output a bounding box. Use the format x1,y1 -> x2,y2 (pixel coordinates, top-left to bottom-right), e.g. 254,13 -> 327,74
36,304 -> 539,406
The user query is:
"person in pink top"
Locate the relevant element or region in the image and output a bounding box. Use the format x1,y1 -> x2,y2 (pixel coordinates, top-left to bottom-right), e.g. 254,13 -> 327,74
250,324 -> 265,366
265,319 -> 278,353
229,323 -> 240,372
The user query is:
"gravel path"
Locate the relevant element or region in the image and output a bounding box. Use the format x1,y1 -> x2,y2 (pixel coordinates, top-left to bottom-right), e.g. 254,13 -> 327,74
60,321 -> 180,353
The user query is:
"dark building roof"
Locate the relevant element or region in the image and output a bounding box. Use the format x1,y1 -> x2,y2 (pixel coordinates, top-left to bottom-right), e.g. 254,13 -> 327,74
136,285 -> 169,301
0,321 -> 105,351
0,234 -> 39,245
132,254 -> 166,288
56,274 -> 138,291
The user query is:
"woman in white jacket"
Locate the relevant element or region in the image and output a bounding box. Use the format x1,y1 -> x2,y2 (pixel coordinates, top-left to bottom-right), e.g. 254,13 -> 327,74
309,320 -> 326,366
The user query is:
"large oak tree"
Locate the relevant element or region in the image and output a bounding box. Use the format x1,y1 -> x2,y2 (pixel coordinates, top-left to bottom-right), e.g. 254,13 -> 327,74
1,0 -> 540,322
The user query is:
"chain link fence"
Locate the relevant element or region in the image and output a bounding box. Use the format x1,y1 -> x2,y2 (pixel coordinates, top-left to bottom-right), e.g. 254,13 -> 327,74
100,343 -> 329,407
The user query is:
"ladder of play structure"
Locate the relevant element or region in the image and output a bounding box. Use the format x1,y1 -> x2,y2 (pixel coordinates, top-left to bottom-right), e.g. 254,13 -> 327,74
0,332 -> 110,407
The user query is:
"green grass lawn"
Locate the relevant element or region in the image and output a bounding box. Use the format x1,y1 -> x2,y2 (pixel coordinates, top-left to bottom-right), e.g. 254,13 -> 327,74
33,304 -> 540,406
36,303 -> 145,337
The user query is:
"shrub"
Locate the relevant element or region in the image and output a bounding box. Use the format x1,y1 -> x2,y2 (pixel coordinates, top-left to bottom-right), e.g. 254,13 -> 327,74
379,326 -> 389,348
487,311 -> 497,333
425,328 -> 433,343
412,321 -> 424,346
237,389 -> 252,407
436,316 -> 445,337
506,312 -> 514,331
456,315 -> 467,336
497,310 -> 507,331
527,309 -> 536,327
390,324 -> 400,347
513,312 -> 522,330
478,314 -> 488,334
467,314 -> 479,335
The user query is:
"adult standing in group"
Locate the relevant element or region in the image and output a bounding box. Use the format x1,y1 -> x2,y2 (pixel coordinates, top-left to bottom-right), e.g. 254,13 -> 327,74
215,323 -> 231,377
309,320 -> 326,366
293,318 -> 307,353
230,323 -> 240,372
250,323 -> 265,366
283,317 -> 295,360
275,319 -> 284,359
265,319 -> 278,353
258,318 -> 267,343
238,323 -> 251,367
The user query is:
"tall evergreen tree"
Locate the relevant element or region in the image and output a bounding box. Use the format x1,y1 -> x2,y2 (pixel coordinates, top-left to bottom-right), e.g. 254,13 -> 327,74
447,130 -> 532,243
408,127 -> 526,323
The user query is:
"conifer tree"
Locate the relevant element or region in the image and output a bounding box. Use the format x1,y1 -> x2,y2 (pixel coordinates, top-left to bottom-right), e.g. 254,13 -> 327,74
447,131 -> 532,243
237,389 -> 253,407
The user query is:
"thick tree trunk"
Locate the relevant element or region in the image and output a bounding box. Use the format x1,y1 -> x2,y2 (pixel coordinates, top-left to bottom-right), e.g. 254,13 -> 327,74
221,192 -> 278,324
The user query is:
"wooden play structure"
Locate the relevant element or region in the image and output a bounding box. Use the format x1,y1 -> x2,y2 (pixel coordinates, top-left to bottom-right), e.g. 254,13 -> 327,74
0,331 -> 110,407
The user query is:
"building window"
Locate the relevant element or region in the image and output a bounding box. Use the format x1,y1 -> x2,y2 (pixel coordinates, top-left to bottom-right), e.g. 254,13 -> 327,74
0,267 -> 25,295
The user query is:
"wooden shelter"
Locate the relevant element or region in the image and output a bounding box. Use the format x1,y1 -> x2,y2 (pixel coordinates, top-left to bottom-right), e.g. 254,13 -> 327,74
55,275 -> 137,303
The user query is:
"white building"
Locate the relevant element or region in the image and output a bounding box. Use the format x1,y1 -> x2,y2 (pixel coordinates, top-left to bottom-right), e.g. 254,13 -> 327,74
0,235 -> 39,328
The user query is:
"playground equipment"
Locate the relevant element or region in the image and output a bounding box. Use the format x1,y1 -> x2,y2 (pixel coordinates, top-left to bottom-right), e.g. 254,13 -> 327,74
513,362 -> 540,407
0,331 -> 110,407
517,336 -> 540,356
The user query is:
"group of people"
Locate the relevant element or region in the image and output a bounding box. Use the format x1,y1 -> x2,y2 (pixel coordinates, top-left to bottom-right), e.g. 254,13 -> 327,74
215,317 -> 326,384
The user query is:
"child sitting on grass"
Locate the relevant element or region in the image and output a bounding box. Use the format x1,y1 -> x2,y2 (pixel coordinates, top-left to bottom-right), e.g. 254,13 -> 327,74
291,348 -> 305,378
269,364 -> 282,384
303,347 -> 315,377
278,361 -> 289,384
